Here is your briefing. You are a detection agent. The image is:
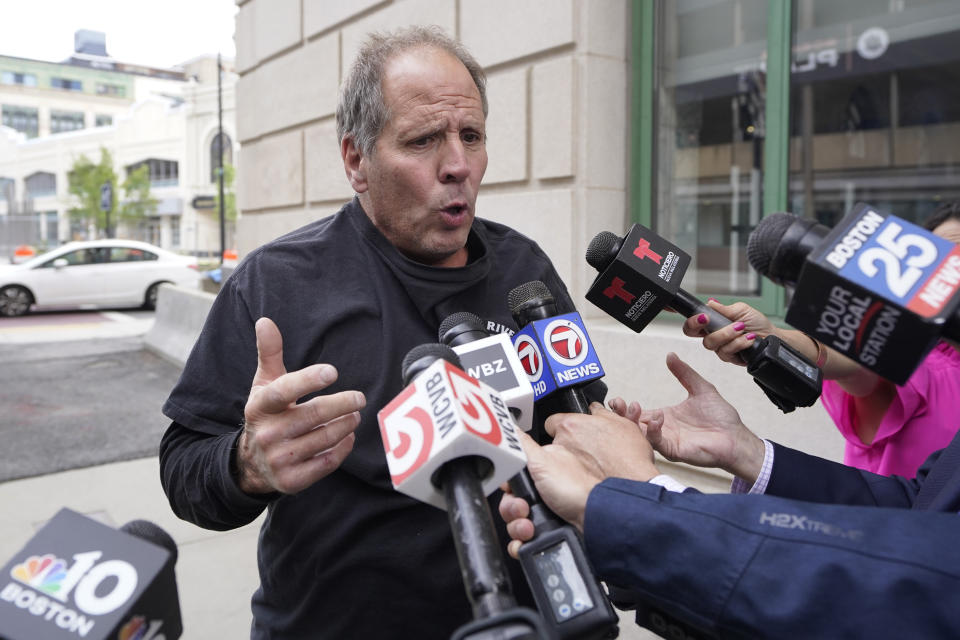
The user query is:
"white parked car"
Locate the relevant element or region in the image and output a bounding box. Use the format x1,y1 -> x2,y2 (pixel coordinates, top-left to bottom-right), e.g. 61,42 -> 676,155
0,240 -> 200,317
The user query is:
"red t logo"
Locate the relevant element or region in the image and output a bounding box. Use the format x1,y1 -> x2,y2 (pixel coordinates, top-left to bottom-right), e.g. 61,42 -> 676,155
634,238 -> 662,264
603,277 -> 636,304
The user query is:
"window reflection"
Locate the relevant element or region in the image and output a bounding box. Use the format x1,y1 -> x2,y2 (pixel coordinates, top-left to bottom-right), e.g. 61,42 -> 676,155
655,0 -> 768,296
789,0 -> 960,229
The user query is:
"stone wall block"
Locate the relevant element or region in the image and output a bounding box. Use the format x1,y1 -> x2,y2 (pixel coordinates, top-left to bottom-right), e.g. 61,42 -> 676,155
304,0 -> 387,39
461,0 -> 574,67
305,121 -> 355,202
483,68 -> 528,185
533,57 -> 574,180
340,0 -> 456,78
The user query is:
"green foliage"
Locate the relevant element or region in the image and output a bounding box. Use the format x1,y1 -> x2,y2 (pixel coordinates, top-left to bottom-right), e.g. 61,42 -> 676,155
212,162 -> 237,222
67,147 -> 158,235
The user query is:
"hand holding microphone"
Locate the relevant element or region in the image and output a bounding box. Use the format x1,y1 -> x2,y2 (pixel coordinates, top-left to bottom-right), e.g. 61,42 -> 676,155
747,203 -> 960,384
438,312 -> 620,640
681,298 -> 780,366
501,404 -> 661,550
585,225 -> 822,412
376,343 -> 547,638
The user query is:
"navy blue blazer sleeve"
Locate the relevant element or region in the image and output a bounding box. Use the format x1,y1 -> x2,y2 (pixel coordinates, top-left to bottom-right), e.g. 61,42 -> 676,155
584,478 -> 960,638
765,441 -> 921,508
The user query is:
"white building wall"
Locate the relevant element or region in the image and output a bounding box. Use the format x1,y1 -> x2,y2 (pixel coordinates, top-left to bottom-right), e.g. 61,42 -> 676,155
233,0 -> 843,502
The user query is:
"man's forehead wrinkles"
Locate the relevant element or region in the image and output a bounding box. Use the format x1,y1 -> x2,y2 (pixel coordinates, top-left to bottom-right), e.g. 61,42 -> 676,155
391,87 -> 482,112
392,100 -> 484,134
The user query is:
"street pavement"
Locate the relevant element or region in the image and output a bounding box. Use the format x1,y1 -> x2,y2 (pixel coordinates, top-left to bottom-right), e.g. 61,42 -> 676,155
0,310 -> 261,638
0,334 -> 178,482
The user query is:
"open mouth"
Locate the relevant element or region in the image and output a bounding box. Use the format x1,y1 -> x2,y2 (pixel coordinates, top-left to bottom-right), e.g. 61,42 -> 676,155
440,203 -> 470,226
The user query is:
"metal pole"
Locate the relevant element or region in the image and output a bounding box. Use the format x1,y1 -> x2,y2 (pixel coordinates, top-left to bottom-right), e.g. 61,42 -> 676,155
217,52 -> 226,266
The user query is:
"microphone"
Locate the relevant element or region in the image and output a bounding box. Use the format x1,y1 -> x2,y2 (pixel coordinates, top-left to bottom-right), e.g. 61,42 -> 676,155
377,344 -> 545,638
0,508 -> 182,640
747,203 -> 960,384
439,312 -> 621,640
507,281 -> 604,415
585,224 -> 822,413
439,312 -> 534,431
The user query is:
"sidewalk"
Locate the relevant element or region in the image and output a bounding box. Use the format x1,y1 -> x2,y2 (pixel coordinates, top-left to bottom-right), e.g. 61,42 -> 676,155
0,457 -> 263,638
0,311 -> 261,638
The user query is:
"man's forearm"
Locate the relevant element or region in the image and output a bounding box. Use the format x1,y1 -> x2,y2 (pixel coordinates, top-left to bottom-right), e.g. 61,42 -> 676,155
159,422 -> 271,531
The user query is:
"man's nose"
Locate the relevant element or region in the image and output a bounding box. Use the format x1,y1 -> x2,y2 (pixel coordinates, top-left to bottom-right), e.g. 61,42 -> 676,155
439,139 -> 470,183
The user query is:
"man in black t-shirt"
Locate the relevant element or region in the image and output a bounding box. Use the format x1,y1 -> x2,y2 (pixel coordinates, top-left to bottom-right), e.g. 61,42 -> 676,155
159,26 -> 585,639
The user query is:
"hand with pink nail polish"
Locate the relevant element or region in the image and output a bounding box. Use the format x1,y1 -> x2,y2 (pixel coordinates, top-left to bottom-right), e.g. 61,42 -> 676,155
681,300 -> 778,366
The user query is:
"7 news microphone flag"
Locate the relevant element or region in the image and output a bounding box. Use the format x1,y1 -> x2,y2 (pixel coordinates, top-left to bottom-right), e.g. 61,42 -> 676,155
508,281 -> 605,416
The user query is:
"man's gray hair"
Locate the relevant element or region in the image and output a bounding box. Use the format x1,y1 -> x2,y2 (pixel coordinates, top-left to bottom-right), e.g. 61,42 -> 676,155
336,25 -> 487,157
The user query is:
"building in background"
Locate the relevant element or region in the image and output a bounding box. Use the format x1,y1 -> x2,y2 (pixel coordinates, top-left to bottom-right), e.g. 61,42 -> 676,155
232,1 -> 960,494
0,29 -> 237,257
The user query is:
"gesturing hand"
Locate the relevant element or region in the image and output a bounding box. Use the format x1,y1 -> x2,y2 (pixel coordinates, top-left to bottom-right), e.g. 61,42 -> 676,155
236,317 -> 366,495
635,353 -> 765,483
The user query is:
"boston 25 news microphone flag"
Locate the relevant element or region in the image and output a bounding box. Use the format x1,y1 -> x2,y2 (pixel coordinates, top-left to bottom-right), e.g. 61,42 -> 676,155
584,224 -> 822,413
377,344 -> 547,639
747,203 -> 960,384
0,508 -> 181,640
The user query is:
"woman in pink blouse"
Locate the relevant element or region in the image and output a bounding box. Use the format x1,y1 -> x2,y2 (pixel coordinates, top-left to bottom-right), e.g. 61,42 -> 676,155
675,202 -> 960,476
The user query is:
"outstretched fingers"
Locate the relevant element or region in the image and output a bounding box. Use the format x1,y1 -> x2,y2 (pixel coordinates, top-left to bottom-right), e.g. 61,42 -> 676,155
665,352 -> 717,398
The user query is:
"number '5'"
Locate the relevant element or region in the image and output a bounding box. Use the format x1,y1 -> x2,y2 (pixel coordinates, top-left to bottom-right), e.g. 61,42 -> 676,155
858,222 -> 937,298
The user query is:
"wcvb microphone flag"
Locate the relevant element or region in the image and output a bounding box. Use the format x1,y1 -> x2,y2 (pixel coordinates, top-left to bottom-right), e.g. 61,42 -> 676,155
377,358 -> 527,509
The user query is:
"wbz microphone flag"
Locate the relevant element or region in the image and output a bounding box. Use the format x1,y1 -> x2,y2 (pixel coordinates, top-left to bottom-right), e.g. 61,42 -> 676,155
451,332 -> 535,432
377,358 -> 528,510
512,311 -> 604,401
0,508 -> 181,640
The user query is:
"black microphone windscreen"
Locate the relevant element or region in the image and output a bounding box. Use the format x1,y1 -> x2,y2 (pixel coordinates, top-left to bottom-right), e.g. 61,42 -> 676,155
507,280 -> 552,315
585,231 -> 622,272
120,519 -> 178,565
746,212 -> 797,277
402,343 -> 461,385
438,311 -> 486,345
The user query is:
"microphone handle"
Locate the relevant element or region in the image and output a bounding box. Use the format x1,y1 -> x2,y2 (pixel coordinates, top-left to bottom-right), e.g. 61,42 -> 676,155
439,458 -> 519,620
945,306 -> 960,343
559,387 -> 591,414
671,288 -> 763,363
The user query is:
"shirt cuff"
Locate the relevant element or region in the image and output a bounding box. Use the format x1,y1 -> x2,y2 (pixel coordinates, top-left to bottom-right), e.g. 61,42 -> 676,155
729,439 -> 774,495
648,474 -> 688,493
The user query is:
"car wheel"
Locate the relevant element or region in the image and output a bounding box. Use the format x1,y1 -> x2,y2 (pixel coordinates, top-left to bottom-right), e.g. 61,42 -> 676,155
143,282 -> 168,310
0,285 -> 32,317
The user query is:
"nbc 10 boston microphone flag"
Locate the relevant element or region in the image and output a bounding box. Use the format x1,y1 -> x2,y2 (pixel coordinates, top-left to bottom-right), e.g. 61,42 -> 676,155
0,508 -> 181,640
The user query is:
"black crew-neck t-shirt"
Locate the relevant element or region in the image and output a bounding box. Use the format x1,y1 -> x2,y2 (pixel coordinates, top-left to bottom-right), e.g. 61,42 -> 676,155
160,198 -> 585,639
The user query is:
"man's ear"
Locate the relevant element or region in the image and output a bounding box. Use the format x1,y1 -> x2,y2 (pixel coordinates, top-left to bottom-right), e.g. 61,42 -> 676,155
341,135 -> 368,193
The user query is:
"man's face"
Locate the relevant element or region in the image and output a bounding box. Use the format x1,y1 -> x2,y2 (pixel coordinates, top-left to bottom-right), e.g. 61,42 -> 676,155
347,47 -> 487,268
